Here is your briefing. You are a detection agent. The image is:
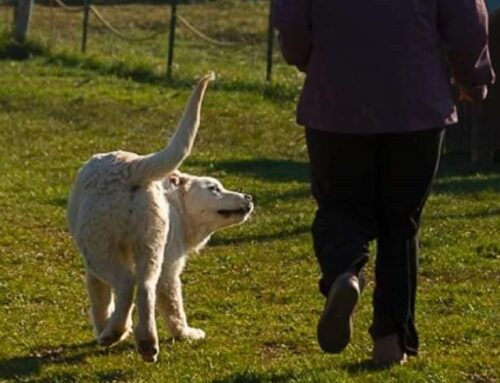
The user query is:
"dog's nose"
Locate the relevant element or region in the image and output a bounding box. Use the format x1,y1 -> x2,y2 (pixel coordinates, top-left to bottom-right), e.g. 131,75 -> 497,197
244,194 -> 253,202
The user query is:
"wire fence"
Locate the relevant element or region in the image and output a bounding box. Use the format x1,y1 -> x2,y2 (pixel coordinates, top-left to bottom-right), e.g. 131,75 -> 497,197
1,0 -> 282,82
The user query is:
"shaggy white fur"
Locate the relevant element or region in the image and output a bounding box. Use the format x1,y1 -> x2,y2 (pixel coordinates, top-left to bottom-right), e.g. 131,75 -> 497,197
67,73 -> 253,362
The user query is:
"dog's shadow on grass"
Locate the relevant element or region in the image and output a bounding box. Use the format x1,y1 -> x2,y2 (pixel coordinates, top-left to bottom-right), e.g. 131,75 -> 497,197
0,340 -> 133,382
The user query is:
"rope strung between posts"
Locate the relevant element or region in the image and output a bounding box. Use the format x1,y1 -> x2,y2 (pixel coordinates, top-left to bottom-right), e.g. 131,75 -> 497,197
53,0 -> 259,46
54,0 -> 164,41
53,0 -> 83,13
177,15 -> 241,47
90,6 -> 164,41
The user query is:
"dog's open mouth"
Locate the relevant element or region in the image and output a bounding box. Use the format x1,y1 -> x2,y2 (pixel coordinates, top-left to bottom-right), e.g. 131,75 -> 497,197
217,208 -> 249,218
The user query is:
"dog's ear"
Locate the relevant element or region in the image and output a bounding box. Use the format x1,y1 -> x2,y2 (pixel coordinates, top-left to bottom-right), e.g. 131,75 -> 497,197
168,173 -> 181,186
168,171 -> 188,187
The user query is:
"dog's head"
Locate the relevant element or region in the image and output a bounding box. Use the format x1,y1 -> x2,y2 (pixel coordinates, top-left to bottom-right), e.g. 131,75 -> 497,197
166,172 -> 253,237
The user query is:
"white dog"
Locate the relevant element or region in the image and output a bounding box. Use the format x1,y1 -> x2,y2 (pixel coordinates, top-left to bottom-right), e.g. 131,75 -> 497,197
67,73 -> 253,362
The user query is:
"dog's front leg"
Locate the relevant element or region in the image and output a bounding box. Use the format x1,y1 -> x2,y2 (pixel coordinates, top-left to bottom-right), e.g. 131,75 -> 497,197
157,260 -> 205,341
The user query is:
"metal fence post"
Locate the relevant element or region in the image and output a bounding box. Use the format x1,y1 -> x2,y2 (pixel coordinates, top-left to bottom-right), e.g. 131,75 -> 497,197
13,0 -> 34,43
166,0 -> 178,79
266,0 -> 274,83
81,0 -> 90,53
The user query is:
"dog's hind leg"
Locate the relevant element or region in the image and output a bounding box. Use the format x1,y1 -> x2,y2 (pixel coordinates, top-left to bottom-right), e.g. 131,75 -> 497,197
85,271 -> 114,337
79,244 -> 134,346
129,185 -> 168,362
95,261 -> 135,348
157,258 -> 206,341
133,242 -> 165,363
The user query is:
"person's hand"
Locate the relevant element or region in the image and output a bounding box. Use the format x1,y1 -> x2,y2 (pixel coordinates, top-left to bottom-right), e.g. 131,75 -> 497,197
457,84 -> 488,103
458,86 -> 475,103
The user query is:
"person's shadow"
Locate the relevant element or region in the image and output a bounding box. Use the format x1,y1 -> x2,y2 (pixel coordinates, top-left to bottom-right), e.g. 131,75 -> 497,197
342,359 -> 389,373
210,360 -> 388,383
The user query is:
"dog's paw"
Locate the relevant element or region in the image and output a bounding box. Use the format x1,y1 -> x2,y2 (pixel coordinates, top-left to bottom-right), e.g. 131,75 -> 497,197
97,327 -> 131,347
136,339 -> 159,363
178,327 -> 206,341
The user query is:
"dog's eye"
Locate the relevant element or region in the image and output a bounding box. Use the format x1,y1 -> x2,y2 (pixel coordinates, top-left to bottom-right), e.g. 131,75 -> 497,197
208,185 -> 221,193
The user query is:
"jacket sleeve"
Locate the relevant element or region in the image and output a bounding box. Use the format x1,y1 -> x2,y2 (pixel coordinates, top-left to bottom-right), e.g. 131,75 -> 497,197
272,0 -> 312,71
437,0 -> 496,100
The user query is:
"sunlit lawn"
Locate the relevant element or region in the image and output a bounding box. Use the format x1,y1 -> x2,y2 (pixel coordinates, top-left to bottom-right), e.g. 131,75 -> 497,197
0,2 -> 499,382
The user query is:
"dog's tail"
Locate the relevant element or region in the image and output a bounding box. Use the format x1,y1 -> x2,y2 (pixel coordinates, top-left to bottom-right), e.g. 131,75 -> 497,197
128,72 -> 215,185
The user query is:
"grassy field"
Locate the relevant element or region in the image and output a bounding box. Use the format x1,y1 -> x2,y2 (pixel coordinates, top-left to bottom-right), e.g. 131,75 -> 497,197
0,2 -> 499,382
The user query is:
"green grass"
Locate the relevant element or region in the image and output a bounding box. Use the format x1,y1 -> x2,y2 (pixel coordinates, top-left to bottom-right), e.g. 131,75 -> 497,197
0,2 -> 499,382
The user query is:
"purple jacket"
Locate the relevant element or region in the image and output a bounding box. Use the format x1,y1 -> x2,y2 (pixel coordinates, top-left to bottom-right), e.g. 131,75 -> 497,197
273,0 -> 496,133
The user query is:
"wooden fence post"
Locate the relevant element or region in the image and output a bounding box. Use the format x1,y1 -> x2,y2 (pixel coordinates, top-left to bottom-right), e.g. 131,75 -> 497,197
166,0 -> 177,79
13,0 -> 34,43
81,0 -> 90,52
470,104 -> 494,163
266,0 -> 274,83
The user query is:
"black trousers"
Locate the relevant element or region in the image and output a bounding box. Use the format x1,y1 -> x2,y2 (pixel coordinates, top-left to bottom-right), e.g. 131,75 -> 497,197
305,127 -> 445,356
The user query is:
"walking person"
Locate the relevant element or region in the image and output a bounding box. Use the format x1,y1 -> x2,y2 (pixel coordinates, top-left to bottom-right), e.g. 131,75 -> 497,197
273,0 -> 495,366
483,5 -> 500,153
